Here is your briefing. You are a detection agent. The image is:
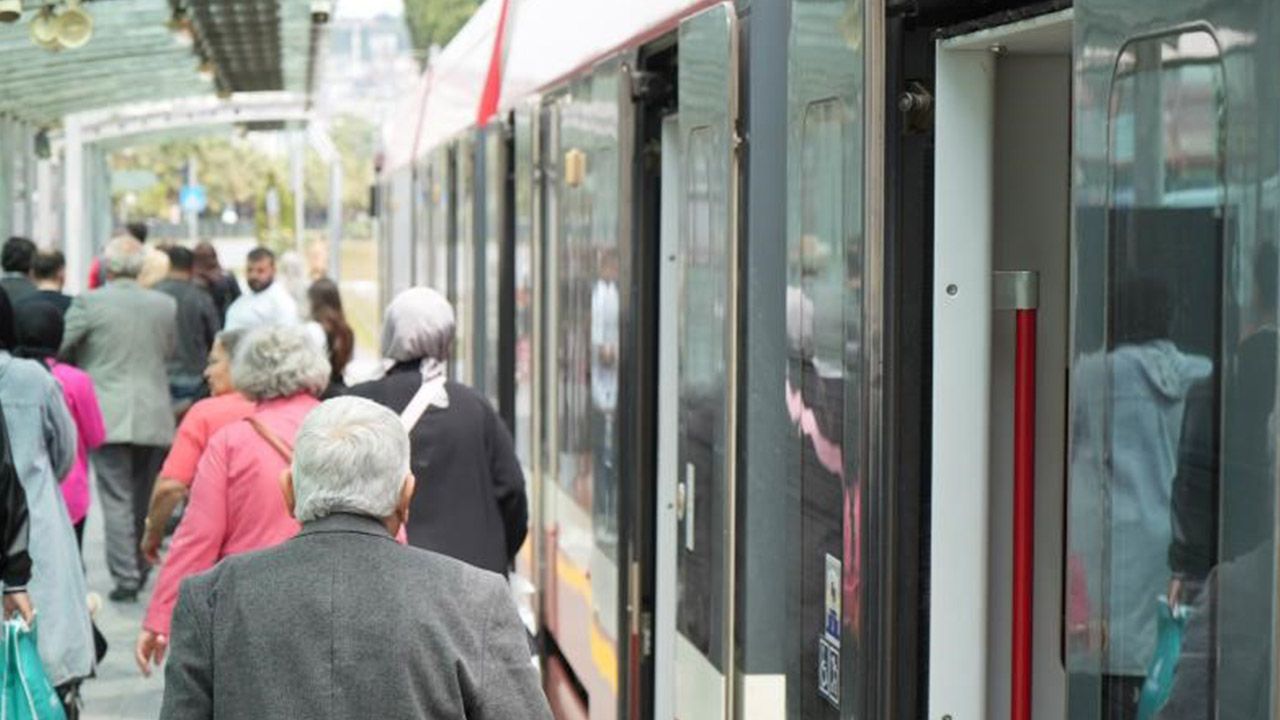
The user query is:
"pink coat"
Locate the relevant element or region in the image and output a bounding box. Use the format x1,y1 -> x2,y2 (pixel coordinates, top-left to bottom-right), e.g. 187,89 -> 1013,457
144,393 -> 317,636
49,361 -> 106,524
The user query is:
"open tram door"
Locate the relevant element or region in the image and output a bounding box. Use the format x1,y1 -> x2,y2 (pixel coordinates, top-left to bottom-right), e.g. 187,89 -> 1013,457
929,7 -> 1075,720
929,0 -> 1273,717
653,3 -> 739,719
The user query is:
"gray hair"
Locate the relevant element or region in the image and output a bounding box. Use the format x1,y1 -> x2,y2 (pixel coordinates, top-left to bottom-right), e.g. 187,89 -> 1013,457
102,236 -> 146,279
291,397 -> 411,523
381,287 -> 455,363
231,325 -> 331,401
214,328 -> 247,358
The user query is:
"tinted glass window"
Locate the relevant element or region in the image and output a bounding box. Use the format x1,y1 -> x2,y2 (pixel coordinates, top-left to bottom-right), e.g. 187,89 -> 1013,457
676,126 -> 729,656
789,98 -> 852,719
1066,29 -> 1272,720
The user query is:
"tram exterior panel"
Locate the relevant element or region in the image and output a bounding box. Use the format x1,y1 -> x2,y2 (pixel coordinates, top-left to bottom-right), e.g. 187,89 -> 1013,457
375,0 -> 1280,717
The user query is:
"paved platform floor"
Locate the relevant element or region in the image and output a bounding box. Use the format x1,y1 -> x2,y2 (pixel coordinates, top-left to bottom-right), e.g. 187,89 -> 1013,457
79,497 -> 165,719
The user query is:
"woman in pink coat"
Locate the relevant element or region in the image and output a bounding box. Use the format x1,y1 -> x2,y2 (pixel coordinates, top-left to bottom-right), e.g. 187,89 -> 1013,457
135,326 -> 331,676
16,301 -> 106,546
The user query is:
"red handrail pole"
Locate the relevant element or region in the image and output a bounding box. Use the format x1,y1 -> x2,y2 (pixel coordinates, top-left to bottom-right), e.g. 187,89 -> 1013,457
1012,308 -> 1037,720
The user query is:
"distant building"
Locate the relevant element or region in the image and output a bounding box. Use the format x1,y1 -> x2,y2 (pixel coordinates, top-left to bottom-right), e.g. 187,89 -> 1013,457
318,14 -> 420,125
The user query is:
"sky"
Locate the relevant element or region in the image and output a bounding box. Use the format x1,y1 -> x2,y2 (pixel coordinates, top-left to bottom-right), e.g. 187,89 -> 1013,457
336,0 -> 403,19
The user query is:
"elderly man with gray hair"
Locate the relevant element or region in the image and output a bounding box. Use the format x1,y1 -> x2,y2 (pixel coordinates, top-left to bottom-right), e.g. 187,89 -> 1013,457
62,235 -> 177,602
159,397 -> 551,720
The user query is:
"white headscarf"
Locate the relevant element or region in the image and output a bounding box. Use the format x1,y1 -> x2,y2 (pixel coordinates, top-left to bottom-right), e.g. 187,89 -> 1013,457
381,287 -> 455,415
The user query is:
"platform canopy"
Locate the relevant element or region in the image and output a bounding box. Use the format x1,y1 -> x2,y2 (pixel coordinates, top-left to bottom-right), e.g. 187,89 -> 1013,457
0,0 -> 322,127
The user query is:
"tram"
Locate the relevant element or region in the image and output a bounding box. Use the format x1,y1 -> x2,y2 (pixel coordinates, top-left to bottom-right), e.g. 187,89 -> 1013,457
375,0 -> 1278,717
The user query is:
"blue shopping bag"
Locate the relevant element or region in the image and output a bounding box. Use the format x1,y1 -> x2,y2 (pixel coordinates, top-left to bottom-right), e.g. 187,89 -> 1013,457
1,618 -> 67,720
1136,597 -> 1189,720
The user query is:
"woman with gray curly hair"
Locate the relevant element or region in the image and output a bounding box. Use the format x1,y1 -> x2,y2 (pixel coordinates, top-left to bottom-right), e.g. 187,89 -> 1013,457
136,326 -> 330,676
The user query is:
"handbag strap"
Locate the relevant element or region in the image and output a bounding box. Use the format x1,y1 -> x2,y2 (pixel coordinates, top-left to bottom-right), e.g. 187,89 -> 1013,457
246,416 -> 293,463
400,376 -> 448,432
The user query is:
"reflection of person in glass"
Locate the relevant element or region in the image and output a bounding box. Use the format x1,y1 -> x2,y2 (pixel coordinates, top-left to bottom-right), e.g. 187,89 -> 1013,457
590,248 -> 620,544
1070,277 -> 1210,719
785,284 -> 851,717
1169,245 -> 1277,596
1160,246 -> 1278,720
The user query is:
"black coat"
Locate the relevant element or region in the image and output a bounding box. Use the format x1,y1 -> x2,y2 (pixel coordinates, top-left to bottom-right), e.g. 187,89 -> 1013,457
349,365 -> 528,576
0,396 -> 31,589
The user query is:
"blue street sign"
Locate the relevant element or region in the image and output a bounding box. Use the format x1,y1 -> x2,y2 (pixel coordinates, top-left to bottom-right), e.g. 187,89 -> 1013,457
179,185 -> 208,214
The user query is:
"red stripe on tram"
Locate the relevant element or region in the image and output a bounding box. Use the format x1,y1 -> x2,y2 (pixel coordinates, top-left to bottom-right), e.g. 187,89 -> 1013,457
476,0 -> 514,126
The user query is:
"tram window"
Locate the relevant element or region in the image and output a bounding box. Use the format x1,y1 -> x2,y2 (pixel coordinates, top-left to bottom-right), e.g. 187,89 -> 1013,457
484,130 -> 503,406
676,126 -> 728,657
789,98 -> 849,719
1065,28 -> 1279,720
454,144 -> 475,385
555,129 -> 622,560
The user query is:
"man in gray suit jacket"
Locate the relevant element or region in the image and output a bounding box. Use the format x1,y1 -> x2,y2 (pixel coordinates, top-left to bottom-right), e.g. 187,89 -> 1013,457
160,397 -> 551,720
61,235 -> 177,602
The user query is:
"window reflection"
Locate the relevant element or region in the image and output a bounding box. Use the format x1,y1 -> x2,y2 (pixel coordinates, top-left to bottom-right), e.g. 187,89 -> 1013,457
513,117 -> 535,469
453,143 -> 474,385
555,103 -> 621,560
1065,30 -> 1280,720
787,99 -> 849,719
676,127 -> 729,658
485,131 -> 503,406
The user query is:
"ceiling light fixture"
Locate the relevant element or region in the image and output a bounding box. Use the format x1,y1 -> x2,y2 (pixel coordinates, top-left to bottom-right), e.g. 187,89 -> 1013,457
30,5 -> 63,51
0,0 -> 22,24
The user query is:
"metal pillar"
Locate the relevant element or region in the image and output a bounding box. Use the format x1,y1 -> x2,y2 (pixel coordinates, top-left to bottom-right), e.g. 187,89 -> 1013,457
291,127 -> 306,255
187,155 -> 199,244
35,158 -> 55,245
328,155 -> 342,280
63,117 -> 86,293
308,123 -> 341,281
0,116 -> 12,240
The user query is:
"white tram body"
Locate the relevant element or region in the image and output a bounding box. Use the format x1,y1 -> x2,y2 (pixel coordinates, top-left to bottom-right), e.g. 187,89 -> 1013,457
376,0 -> 1280,718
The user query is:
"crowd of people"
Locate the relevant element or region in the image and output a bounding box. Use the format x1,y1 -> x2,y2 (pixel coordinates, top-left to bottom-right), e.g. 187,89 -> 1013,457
0,228 -> 549,719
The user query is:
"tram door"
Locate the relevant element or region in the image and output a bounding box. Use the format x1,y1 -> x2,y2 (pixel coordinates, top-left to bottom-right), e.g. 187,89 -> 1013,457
1068,1 -> 1277,718
930,10 -> 1074,719
655,4 -> 738,719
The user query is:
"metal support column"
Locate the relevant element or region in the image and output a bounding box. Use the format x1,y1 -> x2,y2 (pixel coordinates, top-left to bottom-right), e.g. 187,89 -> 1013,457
328,153 -> 342,280
63,118 -> 86,292
291,128 -> 306,255
35,157 -> 55,245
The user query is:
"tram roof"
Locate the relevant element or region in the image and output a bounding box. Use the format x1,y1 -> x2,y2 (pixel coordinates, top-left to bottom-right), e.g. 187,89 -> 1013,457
0,0 -> 322,127
381,0 -> 717,173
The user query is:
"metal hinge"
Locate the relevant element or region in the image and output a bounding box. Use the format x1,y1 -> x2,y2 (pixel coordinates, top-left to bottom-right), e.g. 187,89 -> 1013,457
898,79 -> 934,135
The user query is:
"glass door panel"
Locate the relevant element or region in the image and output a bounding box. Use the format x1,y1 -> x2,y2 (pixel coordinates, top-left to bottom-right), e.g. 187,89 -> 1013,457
547,68 -> 623,720
786,0 -> 865,715
673,4 -> 737,719
1069,1 -> 1280,716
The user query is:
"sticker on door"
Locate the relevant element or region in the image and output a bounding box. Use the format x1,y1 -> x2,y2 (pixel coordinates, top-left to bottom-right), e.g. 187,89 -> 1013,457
824,553 -> 841,645
818,634 -> 840,708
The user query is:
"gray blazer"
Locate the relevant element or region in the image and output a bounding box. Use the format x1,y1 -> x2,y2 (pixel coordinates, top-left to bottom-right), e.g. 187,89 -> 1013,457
160,513 -> 552,720
60,279 -> 177,446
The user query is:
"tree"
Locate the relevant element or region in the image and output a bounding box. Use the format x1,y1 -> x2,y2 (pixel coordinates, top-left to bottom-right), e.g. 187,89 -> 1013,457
403,0 -> 480,63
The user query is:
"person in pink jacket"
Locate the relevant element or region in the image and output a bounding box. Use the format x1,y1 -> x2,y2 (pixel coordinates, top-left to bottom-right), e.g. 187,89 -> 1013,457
15,301 -> 106,546
135,326 -> 331,676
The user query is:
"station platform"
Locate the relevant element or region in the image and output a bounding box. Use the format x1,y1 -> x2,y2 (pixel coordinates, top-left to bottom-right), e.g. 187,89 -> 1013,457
79,494 -> 164,719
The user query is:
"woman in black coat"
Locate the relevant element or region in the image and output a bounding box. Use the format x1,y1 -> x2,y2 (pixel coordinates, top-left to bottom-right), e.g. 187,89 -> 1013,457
349,287 -> 527,576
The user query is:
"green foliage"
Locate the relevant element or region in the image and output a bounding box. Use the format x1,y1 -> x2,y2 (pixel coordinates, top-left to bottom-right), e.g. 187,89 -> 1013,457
403,0 -> 480,60
109,114 -> 380,247
111,135 -> 282,222
254,171 -> 296,252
